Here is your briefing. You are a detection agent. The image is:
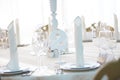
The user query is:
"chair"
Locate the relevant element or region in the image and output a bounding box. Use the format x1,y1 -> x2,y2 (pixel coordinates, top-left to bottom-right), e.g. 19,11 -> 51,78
81,16 -> 93,42
94,59 -> 120,80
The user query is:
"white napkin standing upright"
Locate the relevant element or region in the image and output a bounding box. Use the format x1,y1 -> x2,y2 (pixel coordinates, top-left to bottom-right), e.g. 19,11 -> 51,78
74,16 -> 84,67
7,21 -> 19,71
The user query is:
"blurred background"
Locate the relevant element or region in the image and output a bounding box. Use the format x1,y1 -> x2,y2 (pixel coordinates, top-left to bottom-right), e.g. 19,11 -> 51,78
0,0 -> 120,45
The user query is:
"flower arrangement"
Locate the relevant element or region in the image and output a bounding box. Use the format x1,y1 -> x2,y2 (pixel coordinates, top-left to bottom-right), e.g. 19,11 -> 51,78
35,24 -> 48,32
86,23 -> 96,32
86,22 -> 114,32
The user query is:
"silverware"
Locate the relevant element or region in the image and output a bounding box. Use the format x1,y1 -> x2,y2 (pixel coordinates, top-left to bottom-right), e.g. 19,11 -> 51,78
22,68 -> 37,76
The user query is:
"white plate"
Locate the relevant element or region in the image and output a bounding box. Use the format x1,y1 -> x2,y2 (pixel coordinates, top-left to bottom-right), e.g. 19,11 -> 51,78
0,69 -> 30,76
61,62 -> 100,72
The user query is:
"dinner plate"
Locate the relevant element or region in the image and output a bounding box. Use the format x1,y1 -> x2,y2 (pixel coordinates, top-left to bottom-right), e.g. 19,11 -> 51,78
61,62 -> 100,72
0,70 -> 30,76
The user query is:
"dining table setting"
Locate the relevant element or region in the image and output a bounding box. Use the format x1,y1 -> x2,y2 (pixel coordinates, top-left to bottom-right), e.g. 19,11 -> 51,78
0,43 -> 103,80
0,39 -> 120,80
0,19 -> 120,79
0,0 -> 120,80
0,17 -> 99,80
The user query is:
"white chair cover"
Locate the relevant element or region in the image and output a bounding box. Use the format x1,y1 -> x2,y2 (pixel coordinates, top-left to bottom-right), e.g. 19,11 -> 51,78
81,16 -> 87,41
114,13 -> 119,41
81,16 -> 92,42
15,18 -> 20,45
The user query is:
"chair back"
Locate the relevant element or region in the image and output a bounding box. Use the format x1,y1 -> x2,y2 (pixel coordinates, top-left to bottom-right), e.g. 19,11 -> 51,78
94,59 -> 120,80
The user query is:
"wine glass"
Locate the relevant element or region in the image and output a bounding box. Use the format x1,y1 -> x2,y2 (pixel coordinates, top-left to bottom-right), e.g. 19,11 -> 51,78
97,29 -> 116,64
53,49 -> 65,74
0,30 -> 8,49
108,34 -> 117,53
54,34 -> 66,74
32,29 -> 48,72
107,32 -> 117,62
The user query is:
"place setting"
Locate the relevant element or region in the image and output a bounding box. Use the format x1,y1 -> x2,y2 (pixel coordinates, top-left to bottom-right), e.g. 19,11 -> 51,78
58,17 -> 101,73
0,21 -> 34,77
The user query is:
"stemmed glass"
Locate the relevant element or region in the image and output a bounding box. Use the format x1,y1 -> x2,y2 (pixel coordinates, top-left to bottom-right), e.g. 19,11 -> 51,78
48,29 -> 67,74
108,35 -> 117,54
54,49 -> 65,74
54,34 -> 66,74
0,30 -> 8,49
32,29 -> 48,72
97,29 -> 116,64
107,32 -> 117,61
92,22 -> 117,64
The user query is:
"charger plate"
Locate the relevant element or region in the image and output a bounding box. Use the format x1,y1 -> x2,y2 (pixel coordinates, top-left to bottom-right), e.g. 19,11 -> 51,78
61,62 -> 100,72
0,69 -> 30,76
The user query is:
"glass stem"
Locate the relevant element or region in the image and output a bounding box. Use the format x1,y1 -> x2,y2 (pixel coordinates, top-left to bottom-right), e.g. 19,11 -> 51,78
37,55 -> 41,71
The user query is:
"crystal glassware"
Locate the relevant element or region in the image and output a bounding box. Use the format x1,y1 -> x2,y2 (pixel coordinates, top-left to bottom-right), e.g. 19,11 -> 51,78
97,29 -> 116,64
32,29 -> 48,72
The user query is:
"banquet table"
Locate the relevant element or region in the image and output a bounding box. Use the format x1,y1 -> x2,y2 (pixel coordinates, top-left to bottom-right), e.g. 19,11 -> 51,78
0,42 -> 120,80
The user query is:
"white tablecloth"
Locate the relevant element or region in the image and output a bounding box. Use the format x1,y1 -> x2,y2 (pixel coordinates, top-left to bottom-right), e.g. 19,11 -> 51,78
0,42 -> 120,80
1,71 -> 97,80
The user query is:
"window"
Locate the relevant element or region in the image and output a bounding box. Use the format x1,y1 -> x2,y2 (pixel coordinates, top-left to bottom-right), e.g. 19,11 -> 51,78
0,0 -> 119,44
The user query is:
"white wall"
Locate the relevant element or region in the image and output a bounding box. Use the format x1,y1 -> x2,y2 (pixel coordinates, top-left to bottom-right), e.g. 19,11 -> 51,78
0,0 -> 120,44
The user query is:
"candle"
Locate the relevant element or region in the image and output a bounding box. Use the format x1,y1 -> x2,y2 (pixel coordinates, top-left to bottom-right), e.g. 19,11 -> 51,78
74,16 -> 84,67
50,0 -> 57,12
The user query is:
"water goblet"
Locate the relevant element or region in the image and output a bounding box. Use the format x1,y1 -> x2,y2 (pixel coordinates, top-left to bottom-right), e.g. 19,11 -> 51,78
54,49 -> 65,74
32,30 -> 48,72
97,29 -> 116,64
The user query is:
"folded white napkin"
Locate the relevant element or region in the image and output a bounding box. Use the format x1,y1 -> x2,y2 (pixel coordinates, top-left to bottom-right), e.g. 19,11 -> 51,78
7,21 -> 19,71
74,16 -> 84,67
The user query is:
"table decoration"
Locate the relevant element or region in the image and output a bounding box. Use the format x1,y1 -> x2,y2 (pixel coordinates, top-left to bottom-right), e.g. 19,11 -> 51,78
98,31 -> 116,64
93,22 -> 116,64
48,0 -> 68,74
61,16 -> 100,71
32,25 -> 49,73
48,0 -> 68,58
7,21 -> 19,71
48,29 -> 68,57
0,21 -> 32,77
0,29 -> 8,48
74,16 -> 84,67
